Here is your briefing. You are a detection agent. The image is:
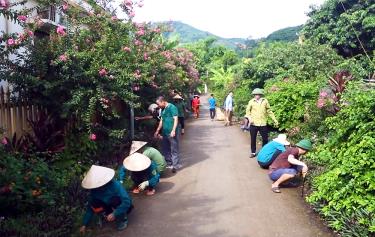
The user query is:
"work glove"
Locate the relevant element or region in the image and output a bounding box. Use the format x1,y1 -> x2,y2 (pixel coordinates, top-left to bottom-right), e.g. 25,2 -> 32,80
138,181 -> 149,191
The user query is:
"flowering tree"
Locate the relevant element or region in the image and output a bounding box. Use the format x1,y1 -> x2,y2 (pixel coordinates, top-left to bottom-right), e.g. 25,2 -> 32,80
1,0 -> 200,141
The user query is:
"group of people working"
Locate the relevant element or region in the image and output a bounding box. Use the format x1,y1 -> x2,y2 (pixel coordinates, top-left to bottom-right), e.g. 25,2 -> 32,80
79,94 -> 189,233
222,88 -> 313,193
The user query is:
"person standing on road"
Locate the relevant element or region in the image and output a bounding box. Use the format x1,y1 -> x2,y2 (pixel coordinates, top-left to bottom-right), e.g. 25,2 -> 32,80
173,94 -> 187,135
191,95 -> 201,118
208,94 -> 216,121
269,139 -> 312,193
154,96 -> 181,173
224,92 -> 234,126
246,88 -> 278,158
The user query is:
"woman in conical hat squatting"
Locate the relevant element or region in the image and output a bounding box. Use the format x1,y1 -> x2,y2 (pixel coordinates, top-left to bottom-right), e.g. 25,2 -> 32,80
80,165 -> 133,233
119,152 -> 160,196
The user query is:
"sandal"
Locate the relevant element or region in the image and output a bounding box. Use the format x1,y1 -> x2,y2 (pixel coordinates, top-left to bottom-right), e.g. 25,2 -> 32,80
271,187 -> 281,193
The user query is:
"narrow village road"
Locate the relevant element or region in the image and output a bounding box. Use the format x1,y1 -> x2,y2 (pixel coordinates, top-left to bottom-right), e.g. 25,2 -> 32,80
102,95 -> 334,237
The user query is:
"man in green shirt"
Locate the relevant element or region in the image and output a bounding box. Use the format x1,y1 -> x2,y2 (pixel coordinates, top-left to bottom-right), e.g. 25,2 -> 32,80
246,88 -> 279,158
154,96 -> 180,173
173,94 -> 187,135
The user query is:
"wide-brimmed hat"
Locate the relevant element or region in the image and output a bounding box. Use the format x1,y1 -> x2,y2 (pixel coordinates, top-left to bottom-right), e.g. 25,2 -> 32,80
173,94 -> 183,100
81,165 -> 115,189
129,141 -> 148,155
123,153 -> 151,172
148,103 -> 158,113
273,134 -> 290,146
296,139 -> 312,151
252,88 -> 264,95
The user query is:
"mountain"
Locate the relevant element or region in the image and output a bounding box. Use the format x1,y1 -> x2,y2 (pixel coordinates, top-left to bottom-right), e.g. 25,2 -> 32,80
163,21 -> 246,49
162,21 -> 302,49
265,25 -> 303,42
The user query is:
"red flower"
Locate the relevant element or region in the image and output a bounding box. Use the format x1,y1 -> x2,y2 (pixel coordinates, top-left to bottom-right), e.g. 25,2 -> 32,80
89,134 -> 97,141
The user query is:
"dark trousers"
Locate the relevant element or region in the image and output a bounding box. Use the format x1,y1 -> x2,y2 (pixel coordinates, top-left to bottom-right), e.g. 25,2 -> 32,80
178,117 -> 185,129
250,125 -> 269,153
209,108 -> 216,119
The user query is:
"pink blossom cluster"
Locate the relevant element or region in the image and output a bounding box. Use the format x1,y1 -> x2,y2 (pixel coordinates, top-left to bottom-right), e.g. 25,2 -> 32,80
89,134 -> 97,141
161,51 -> 172,60
123,46 -> 131,52
0,0 -> 9,8
62,3 -> 69,11
132,84 -> 140,91
59,53 -> 68,62
6,30 -> 33,47
56,25 -> 66,36
17,15 -> 27,22
143,52 -> 150,61
1,137 -> 8,145
99,68 -> 108,77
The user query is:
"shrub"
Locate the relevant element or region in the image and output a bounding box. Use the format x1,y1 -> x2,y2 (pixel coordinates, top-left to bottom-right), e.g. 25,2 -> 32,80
306,83 -> 375,236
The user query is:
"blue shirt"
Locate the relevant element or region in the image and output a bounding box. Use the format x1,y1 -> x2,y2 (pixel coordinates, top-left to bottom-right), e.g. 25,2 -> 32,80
257,141 -> 286,163
82,180 -> 132,226
208,97 -> 216,109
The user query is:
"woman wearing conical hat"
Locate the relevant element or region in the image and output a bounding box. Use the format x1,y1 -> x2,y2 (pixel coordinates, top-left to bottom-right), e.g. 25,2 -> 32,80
80,165 -> 133,233
119,153 -> 160,196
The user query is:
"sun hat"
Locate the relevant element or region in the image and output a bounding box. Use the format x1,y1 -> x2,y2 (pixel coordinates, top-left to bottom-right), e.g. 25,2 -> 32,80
148,103 -> 158,113
123,153 -> 151,172
173,94 -> 183,100
296,139 -> 312,151
252,88 -> 264,95
81,165 -> 115,189
129,141 -> 148,155
273,134 -> 290,146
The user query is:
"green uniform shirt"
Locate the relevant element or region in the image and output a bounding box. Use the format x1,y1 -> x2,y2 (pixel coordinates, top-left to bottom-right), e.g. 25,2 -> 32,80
161,103 -> 179,136
143,147 -> 166,173
175,101 -> 185,118
246,98 -> 278,126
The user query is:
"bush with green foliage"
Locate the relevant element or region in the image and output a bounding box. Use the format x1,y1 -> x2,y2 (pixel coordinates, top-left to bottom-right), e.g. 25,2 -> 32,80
306,83 -> 375,236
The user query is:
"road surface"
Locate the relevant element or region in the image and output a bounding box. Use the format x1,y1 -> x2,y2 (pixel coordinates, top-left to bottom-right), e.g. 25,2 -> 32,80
98,96 -> 334,237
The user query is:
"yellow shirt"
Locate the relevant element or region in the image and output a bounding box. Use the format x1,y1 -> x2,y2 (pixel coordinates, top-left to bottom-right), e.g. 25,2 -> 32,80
246,98 -> 278,126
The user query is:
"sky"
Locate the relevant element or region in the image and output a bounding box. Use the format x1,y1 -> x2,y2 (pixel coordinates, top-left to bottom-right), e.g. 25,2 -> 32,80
129,0 -> 326,39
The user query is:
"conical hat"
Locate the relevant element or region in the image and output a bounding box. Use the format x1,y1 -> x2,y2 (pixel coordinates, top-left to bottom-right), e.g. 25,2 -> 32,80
123,153 -> 151,172
173,94 -> 183,100
81,165 -> 115,189
129,141 -> 148,155
273,134 -> 290,146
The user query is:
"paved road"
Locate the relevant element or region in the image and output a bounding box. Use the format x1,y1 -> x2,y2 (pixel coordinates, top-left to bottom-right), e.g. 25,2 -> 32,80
99,96 -> 334,237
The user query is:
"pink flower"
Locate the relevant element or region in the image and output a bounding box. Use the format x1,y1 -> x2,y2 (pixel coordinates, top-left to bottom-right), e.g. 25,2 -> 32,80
129,11 -> 135,18
89,134 -> 97,141
111,16 -> 118,21
59,54 -> 68,62
136,29 -> 145,36
26,30 -> 34,37
7,38 -> 15,46
99,68 -> 107,77
17,15 -> 27,22
56,25 -> 66,36
153,28 -> 161,33
132,85 -> 140,91
124,0 -> 132,6
0,0 -> 9,8
134,39 -> 142,46
122,46 -> 131,52
143,53 -> 150,61
138,2 -> 144,7
319,91 -> 328,98
1,137 -> 8,145
316,98 -> 326,109
62,3 -> 69,11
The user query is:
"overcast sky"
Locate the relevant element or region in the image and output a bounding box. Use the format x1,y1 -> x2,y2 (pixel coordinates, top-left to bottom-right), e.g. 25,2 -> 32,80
129,0 -> 326,39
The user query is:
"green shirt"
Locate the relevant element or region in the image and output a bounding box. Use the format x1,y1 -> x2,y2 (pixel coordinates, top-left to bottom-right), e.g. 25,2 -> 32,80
245,98 -> 278,126
174,101 -> 186,117
161,103 -> 179,136
143,147 -> 166,173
